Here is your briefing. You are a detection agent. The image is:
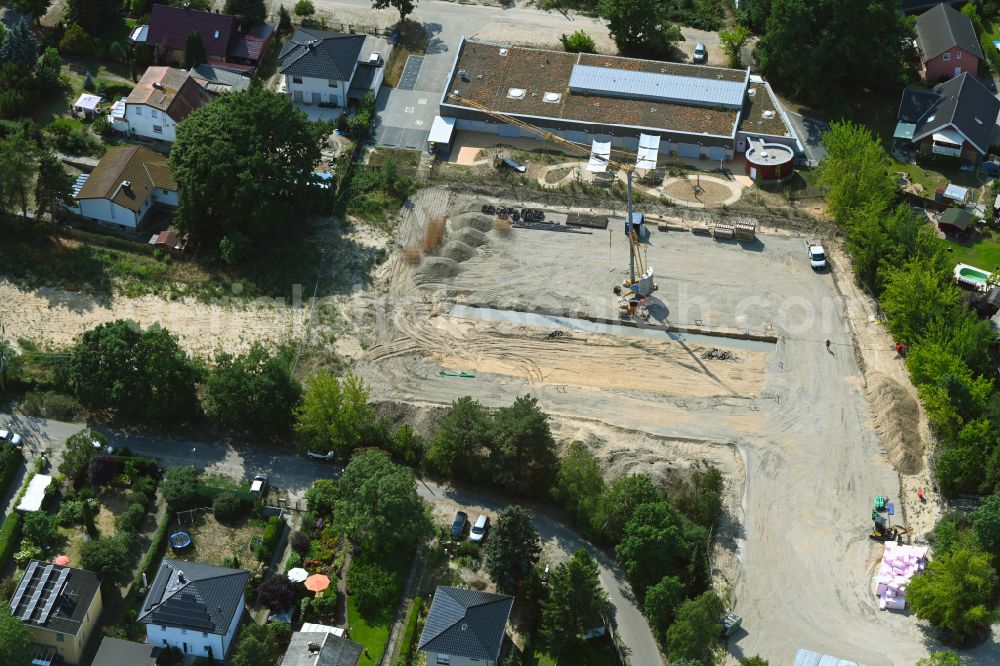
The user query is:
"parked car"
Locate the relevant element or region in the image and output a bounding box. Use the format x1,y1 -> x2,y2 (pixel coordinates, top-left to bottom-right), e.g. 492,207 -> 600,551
451,511 -> 469,540
0,425 -> 23,448
250,474 -> 269,496
306,450 -> 335,461
693,43 -> 708,64
807,243 -> 827,270
469,514 -> 490,543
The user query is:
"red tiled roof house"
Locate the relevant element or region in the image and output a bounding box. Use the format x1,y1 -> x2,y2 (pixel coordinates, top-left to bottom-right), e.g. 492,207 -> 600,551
121,66 -> 212,142
915,3 -> 983,82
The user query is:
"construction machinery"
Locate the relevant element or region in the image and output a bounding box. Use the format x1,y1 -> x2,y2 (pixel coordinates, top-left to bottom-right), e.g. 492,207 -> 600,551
445,93 -> 656,296
870,495 -> 912,541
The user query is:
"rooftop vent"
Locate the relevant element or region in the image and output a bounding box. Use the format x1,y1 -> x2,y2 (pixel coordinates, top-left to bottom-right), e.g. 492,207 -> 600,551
461,623 -> 468,631
369,52 -> 381,65
507,87 -> 526,99
747,88 -> 756,96
152,82 -> 165,90
762,110 -> 775,119
458,68 -> 468,81
307,642 -> 321,653
543,92 -> 561,103
499,48 -> 508,56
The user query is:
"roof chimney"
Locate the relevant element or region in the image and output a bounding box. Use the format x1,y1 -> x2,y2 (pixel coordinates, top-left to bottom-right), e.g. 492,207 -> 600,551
153,82 -> 165,91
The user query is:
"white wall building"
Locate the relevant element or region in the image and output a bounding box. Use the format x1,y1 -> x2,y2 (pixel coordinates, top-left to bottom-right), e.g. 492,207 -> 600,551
121,66 -> 211,142
67,145 -> 178,231
278,28 -> 389,107
418,587 -> 514,666
138,560 -> 249,662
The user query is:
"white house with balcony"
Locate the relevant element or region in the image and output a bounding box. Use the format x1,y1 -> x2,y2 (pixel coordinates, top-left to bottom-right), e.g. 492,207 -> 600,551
138,559 -> 249,662
120,66 -> 211,142
278,28 -> 389,109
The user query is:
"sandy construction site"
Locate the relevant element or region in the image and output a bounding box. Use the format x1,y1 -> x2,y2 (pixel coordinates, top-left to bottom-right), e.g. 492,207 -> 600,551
353,188 -> 953,665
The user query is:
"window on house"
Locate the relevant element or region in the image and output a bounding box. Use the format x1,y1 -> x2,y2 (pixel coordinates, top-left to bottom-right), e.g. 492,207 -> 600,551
328,80 -> 338,87
202,632 -> 208,637
152,109 -> 159,118
153,125 -> 163,133
957,51 -> 962,59
181,629 -> 187,635
293,76 -> 302,84
943,52 -> 950,61
135,106 -> 142,115
56,634 -> 64,642
161,625 -> 167,631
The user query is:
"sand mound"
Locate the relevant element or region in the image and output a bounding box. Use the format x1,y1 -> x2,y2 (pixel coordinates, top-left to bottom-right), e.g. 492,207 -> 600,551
868,373 -> 924,474
456,214 -> 495,232
416,257 -> 460,280
440,241 -> 476,262
455,228 -> 488,247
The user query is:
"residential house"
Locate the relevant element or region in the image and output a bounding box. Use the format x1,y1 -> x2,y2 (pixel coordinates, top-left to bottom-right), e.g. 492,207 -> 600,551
278,27 -> 389,107
902,0 -> 963,14
138,559 -> 250,662
120,66 -> 211,142
145,4 -> 273,71
417,586 -> 514,666
915,3 -> 983,81
10,560 -> 103,666
280,628 -> 363,666
92,637 -> 159,665
188,63 -> 252,94
894,72 -> 1000,163
68,145 -> 178,230
436,38 -> 801,163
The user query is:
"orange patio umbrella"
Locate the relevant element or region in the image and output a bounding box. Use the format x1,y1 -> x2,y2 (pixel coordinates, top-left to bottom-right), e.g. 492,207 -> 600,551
305,574 -> 331,593
54,555 -> 69,566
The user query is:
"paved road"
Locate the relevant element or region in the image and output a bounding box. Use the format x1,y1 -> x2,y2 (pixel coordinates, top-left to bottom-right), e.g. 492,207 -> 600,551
1,410 -> 664,665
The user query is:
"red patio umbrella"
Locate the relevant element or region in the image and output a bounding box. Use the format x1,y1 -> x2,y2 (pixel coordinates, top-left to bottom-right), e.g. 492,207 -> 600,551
305,574 -> 330,593
54,555 -> 69,566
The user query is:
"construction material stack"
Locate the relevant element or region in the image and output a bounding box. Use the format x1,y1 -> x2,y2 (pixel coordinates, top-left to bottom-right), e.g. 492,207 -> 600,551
734,218 -> 757,241
874,541 -> 928,611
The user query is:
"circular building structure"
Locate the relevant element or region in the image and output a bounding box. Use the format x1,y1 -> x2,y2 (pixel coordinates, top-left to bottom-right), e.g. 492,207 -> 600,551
744,140 -> 795,182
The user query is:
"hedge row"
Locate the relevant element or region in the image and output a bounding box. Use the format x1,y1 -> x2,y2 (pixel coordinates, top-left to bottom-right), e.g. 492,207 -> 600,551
134,512 -> 170,590
255,515 -> 285,562
0,446 -> 22,499
0,513 -> 22,571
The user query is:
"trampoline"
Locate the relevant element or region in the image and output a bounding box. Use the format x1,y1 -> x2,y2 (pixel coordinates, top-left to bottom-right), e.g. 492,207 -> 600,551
169,531 -> 192,550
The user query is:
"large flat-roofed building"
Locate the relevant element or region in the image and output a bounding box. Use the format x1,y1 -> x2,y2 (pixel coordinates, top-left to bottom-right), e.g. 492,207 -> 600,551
436,39 -> 800,162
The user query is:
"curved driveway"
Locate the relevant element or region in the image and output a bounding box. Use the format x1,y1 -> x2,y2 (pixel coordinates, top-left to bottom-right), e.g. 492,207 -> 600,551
1,412 -> 663,665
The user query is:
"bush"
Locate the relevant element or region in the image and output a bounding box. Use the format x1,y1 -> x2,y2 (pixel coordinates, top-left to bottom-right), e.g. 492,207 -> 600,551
212,492 -> 245,523
0,446 -> 21,498
88,453 -> 122,486
116,502 -> 146,533
0,514 -> 23,571
59,23 -> 94,56
14,542 -> 44,567
57,498 -> 93,527
162,466 -> 203,510
91,115 -> 112,137
21,513 -> 57,546
560,30 -> 596,53
20,391 -> 85,420
348,559 -> 398,618
255,515 -> 285,562
81,534 -> 133,583
256,574 -> 298,611
45,117 -> 101,156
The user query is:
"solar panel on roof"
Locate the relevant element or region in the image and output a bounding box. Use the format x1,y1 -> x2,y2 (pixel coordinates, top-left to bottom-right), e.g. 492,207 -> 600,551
568,64 -> 745,109
22,565 -> 54,621
38,568 -> 70,625
10,562 -> 37,612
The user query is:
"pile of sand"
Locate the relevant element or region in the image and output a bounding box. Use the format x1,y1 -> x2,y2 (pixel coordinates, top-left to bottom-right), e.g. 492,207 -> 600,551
454,228 -> 488,247
416,257 -> 461,280
868,373 -> 924,474
456,214 -> 494,232
440,241 -> 476,262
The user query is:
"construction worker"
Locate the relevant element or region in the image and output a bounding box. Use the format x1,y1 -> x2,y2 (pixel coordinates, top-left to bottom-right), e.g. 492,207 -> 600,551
825,339 -> 831,351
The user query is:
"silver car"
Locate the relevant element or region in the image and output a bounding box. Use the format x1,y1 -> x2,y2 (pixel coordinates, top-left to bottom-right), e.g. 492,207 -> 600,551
693,43 -> 707,64
470,514 -> 490,543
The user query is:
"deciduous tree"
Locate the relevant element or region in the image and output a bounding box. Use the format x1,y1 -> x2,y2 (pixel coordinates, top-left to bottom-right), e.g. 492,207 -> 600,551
205,343 -> 302,437
560,30 -> 596,54
59,429 -> 104,486
34,149 -> 74,222
551,441 -> 605,533
484,505 -> 541,596
161,466 -> 203,510
372,0 -> 415,22
593,473 -> 661,545
0,602 -> 32,666
331,449 -> 430,555
80,533 -> 132,583
66,0 -> 124,38
539,549 -> 609,652
169,85 -> 326,251
881,258 -> 961,344
972,493 -> 1000,559
917,653 -> 962,666
68,320 -> 200,423
908,543 -> 1000,641
644,575 -> 685,642
293,0 -> 315,18
664,591 -> 725,663
257,575 -> 298,612
294,371 -> 374,458
817,122 -> 895,224
225,0 -> 267,26
719,25 -> 750,68
599,0 -> 683,58
230,621 -> 291,666
616,501 -> 708,596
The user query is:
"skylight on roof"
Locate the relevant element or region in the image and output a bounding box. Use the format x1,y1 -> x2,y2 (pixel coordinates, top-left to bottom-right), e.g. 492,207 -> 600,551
543,92 -> 561,103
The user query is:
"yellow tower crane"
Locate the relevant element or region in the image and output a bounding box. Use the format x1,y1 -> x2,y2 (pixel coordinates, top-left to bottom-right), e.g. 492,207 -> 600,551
446,93 -> 650,289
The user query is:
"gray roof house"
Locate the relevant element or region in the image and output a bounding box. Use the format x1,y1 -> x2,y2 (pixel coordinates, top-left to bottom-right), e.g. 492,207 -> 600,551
417,586 -> 514,666
915,3 -> 984,63
278,27 -> 390,110
92,637 -> 159,665
894,72 -> 1000,158
138,559 -> 250,661
280,630 -> 363,666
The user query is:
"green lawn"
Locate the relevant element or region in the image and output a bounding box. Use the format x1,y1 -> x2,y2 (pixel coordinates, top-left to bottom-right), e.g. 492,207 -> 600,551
894,161 -> 984,195
530,636 -> 621,666
940,233 -> 1000,272
346,548 -> 413,665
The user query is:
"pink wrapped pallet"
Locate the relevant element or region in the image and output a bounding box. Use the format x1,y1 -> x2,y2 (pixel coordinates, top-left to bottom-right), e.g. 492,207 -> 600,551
885,596 -> 907,610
